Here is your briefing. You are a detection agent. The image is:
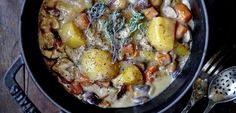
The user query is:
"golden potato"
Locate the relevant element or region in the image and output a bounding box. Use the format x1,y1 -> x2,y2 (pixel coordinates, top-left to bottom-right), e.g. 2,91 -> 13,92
140,50 -> 155,61
59,21 -> 86,48
174,43 -> 189,57
120,64 -> 143,85
147,17 -> 176,52
80,49 -> 120,81
57,1 -> 92,15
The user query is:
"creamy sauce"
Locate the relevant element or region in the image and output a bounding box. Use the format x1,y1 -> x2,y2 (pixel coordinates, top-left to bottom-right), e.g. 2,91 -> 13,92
149,71 -> 173,98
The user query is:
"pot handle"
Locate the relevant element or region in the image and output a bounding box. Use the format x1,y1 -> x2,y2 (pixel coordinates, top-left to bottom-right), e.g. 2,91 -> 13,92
4,55 -> 40,113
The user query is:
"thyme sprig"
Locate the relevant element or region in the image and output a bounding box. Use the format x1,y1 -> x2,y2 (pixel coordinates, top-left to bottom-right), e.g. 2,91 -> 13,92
128,5 -> 144,33
87,3 -> 106,23
103,5 -> 144,63
104,11 -> 125,63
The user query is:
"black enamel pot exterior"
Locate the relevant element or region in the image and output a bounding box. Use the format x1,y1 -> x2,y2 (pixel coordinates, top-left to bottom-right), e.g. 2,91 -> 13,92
4,0 -> 209,112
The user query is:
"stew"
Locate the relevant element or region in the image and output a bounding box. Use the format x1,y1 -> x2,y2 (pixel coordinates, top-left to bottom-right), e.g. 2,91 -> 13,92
38,0 -> 193,108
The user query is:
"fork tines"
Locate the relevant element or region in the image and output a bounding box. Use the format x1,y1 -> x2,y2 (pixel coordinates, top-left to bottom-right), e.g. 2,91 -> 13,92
201,47 -> 234,78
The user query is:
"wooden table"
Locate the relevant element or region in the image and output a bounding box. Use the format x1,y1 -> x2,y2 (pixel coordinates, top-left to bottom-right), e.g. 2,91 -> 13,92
0,0 -> 60,112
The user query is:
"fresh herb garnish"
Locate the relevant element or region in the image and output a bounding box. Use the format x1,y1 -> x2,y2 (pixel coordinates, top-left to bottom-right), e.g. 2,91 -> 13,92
87,3 -> 106,23
103,5 -> 144,63
116,5 -> 145,44
128,5 -> 144,33
104,11 -> 125,63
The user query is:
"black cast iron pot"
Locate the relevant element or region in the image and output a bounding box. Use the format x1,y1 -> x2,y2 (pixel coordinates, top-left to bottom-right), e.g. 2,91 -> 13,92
4,0 -> 209,112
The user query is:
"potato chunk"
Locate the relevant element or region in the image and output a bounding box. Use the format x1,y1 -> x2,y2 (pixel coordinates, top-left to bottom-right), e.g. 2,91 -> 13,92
140,50 -> 155,61
147,17 -> 176,52
120,64 -> 143,85
174,43 -> 189,57
80,49 -> 120,81
59,22 -> 86,48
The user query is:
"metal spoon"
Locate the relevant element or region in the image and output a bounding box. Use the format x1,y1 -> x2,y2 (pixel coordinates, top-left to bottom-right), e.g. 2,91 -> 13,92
181,48 -> 234,113
203,66 -> 236,113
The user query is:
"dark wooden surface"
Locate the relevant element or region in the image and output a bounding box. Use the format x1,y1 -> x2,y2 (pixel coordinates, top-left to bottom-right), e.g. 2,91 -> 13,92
0,0 -> 60,112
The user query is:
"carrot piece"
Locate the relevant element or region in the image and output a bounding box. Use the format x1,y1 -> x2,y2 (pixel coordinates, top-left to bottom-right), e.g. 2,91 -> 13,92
75,13 -> 90,30
71,81 -> 83,95
124,43 -> 138,58
176,23 -> 188,39
144,65 -> 158,83
142,7 -> 159,20
174,3 -> 192,23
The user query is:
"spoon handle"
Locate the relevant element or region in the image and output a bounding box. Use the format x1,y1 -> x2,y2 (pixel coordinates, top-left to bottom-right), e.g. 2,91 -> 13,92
233,99 -> 236,104
181,92 -> 197,113
181,98 -> 194,113
203,100 -> 216,113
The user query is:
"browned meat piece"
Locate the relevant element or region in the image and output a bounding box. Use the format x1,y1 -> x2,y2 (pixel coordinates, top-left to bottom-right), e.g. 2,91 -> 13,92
144,65 -> 158,83
156,52 -> 171,66
142,7 -> 158,20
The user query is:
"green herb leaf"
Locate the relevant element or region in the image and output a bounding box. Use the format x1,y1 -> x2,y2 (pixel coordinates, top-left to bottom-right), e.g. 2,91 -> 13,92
128,5 -> 144,33
104,11 -> 125,63
87,3 -> 106,23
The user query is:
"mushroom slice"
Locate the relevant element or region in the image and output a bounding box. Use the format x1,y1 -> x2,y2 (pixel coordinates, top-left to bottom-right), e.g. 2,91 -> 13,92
39,32 -> 63,59
52,58 -> 79,82
65,45 -> 85,64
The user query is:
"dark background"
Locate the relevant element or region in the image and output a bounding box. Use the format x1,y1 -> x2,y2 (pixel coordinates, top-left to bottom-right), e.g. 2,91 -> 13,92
0,0 -> 235,112
170,0 -> 236,113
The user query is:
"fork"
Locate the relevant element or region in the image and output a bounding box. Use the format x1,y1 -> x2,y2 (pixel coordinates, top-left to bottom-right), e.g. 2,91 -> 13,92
181,49 -> 232,113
